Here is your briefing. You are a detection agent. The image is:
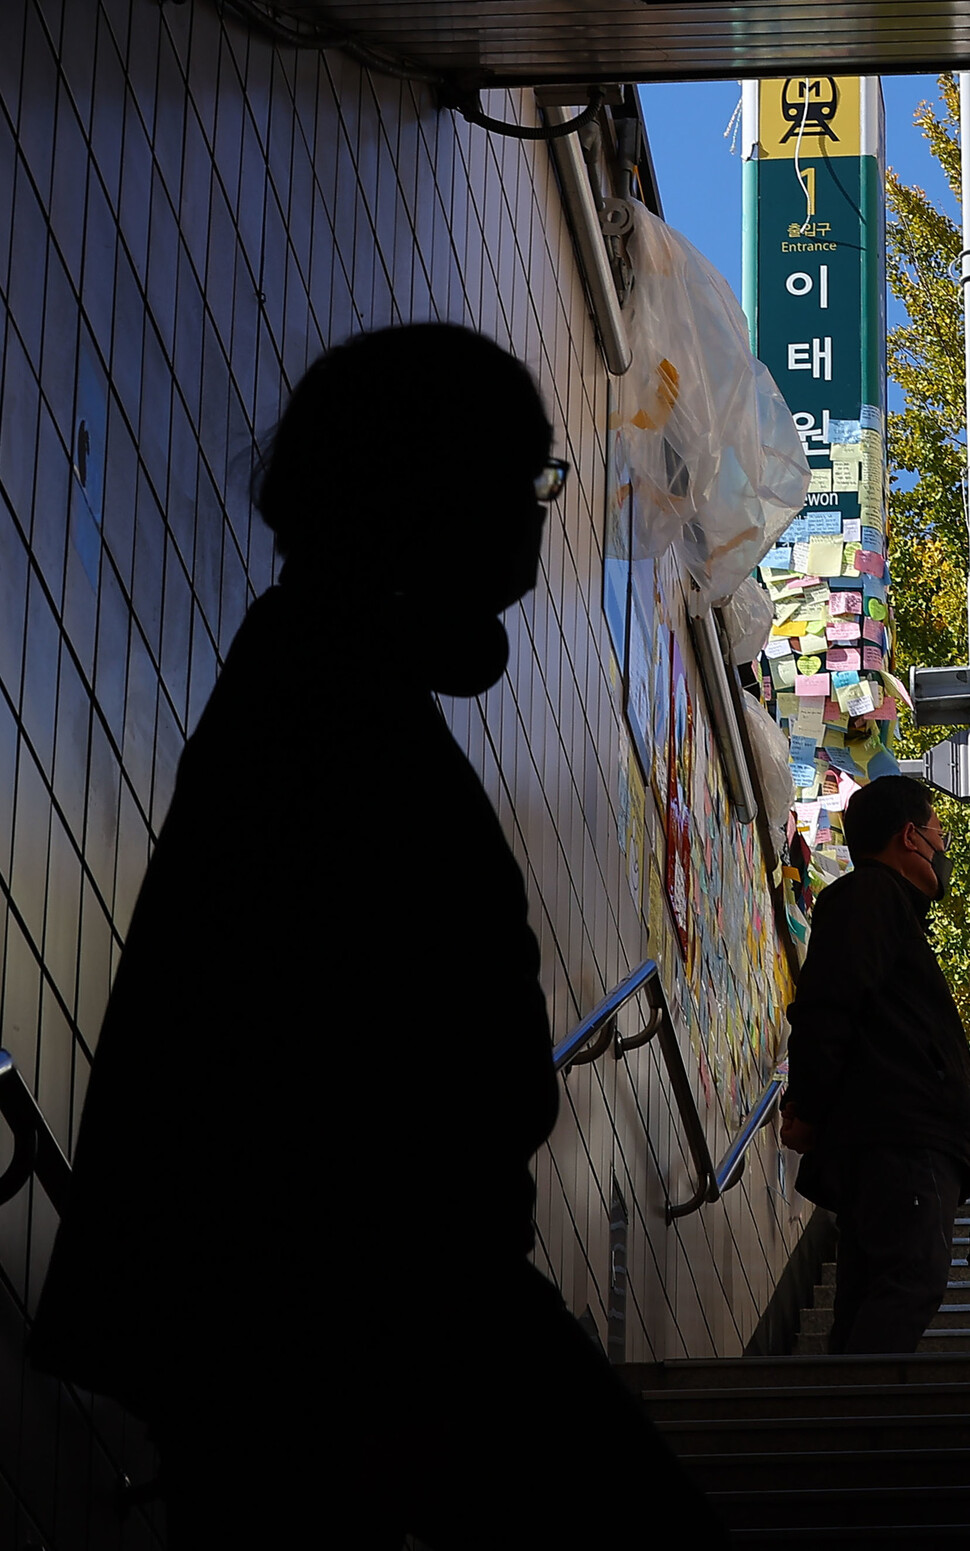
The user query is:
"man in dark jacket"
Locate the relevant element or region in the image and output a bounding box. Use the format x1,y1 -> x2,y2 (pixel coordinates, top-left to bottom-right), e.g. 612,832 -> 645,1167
31,324 -> 726,1547
783,774 -> 970,1353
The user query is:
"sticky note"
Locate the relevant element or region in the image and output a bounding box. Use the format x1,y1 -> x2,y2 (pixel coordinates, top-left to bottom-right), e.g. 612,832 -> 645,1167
862,645 -> 885,670
770,655 -> 797,688
797,655 -> 822,677
832,462 -> 860,491
862,616 -> 885,645
790,734 -> 818,765
807,512 -> 842,535
846,683 -> 876,717
828,419 -> 861,444
807,536 -> 845,576
860,405 -> 882,431
829,590 -> 862,617
827,647 -> 861,671
794,701 -> 826,740
870,697 -> 898,721
880,669 -> 913,709
776,692 -> 799,720
790,762 -> 817,788
809,468 -> 833,493
762,546 -> 793,570
799,633 -> 828,655
861,526 -> 883,552
795,672 -> 831,697
765,636 -> 792,659
842,518 -> 861,543
826,746 -> 865,778
792,541 -> 811,571
832,669 -> 860,689
780,517 -> 810,543
823,700 -> 849,726
827,620 -> 860,643
772,618 -> 809,637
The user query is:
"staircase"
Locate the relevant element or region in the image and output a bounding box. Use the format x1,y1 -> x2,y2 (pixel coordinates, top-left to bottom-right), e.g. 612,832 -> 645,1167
619,1211 -> 970,1544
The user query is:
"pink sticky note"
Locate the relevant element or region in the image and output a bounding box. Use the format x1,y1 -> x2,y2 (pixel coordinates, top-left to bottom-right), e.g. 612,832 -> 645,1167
823,699 -> 843,721
795,672 -> 831,697
854,550 -> 885,577
862,645 -> 885,670
870,697 -> 897,721
826,620 -> 860,643
784,574 -> 821,593
862,617 -> 885,645
829,591 -> 862,617
827,648 -> 861,671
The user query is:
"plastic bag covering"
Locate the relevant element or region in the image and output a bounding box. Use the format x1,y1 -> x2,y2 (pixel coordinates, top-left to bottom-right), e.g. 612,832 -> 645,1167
613,203 -> 810,608
722,576 -> 774,664
742,692 -> 795,839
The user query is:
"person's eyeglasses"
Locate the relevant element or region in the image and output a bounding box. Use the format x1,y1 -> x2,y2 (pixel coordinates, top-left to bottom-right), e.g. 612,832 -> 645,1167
915,824 -> 952,853
533,459 -> 570,502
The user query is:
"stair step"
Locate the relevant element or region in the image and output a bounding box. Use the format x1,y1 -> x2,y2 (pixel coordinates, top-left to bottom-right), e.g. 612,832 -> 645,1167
929,1306 -> 970,1328
731,1528 -> 970,1546
710,1482 -> 970,1530
685,1445 -> 970,1493
623,1353 -> 970,1392
637,1381 -> 970,1424
657,1412 -> 970,1454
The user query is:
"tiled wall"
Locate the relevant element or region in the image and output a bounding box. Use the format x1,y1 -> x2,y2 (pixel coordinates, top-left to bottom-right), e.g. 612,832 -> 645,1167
0,0 -> 804,1541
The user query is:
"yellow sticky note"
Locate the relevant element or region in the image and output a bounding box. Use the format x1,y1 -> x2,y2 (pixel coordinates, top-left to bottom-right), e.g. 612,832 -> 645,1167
807,536 -> 844,576
799,633 -> 827,655
809,467 -> 833,493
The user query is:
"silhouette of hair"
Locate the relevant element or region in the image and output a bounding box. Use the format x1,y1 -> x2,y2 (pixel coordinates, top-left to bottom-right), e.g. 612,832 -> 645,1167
843,774 -> 933,862
255,323 -> 553,567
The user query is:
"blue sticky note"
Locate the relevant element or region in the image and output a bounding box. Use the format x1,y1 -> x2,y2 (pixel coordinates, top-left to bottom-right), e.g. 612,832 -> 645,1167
762,545 -> 793,569
832,670 -> 860,689
863,573 -> 887,603
860,405 -> 882,430
807,512 -> 842,535
780,517 -> 810,543
861,526 -> 883,552
790,762 -> 816,787
828,419 -> 862,444
828,575 -> 858,591
826,747 -> 865,778
789,735 -> 817,764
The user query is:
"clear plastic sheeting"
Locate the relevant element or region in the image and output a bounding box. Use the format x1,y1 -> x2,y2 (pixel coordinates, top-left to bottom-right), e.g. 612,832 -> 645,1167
742,692 -> 796,844
612,202 -> 809,608
721,575 -> 774,665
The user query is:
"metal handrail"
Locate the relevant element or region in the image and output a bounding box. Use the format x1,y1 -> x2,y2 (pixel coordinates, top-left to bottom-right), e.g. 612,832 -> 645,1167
552,958 -> 783,1221
0,1051 -> 71,1218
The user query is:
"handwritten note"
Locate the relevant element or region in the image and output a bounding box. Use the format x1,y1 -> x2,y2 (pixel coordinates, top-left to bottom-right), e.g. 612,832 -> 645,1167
795,672 -> 831,697
807,536 -> 845,576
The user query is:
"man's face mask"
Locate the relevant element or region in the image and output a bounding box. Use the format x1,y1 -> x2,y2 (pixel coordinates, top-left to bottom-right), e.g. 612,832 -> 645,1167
930,848 -> 953,901
916,822 -> 953,900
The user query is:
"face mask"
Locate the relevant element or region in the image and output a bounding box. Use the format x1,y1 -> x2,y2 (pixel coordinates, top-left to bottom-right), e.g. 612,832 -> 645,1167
931,848 -> 953,901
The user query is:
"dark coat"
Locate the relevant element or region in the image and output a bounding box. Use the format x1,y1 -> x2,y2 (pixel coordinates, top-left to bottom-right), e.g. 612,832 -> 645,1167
30,577 -> 560,1419
786,858 -> 970,1208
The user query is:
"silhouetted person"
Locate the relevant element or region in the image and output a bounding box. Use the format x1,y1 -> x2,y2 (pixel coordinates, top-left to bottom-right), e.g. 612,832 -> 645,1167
783,775 -> 970,1353
31,324 -> 727,1547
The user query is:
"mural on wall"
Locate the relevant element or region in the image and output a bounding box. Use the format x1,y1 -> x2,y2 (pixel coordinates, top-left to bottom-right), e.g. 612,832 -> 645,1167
604,426 -> 794,1129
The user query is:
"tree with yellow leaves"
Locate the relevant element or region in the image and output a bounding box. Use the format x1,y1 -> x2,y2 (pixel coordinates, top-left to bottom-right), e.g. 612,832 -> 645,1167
887,72 -> 970,1019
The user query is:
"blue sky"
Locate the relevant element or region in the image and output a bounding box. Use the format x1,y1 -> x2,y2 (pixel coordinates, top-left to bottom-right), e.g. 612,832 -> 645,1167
639,75 -> 959,304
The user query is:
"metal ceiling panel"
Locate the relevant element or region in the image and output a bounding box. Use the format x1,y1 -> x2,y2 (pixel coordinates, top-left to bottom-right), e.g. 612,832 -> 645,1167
282,3 -> 970,85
